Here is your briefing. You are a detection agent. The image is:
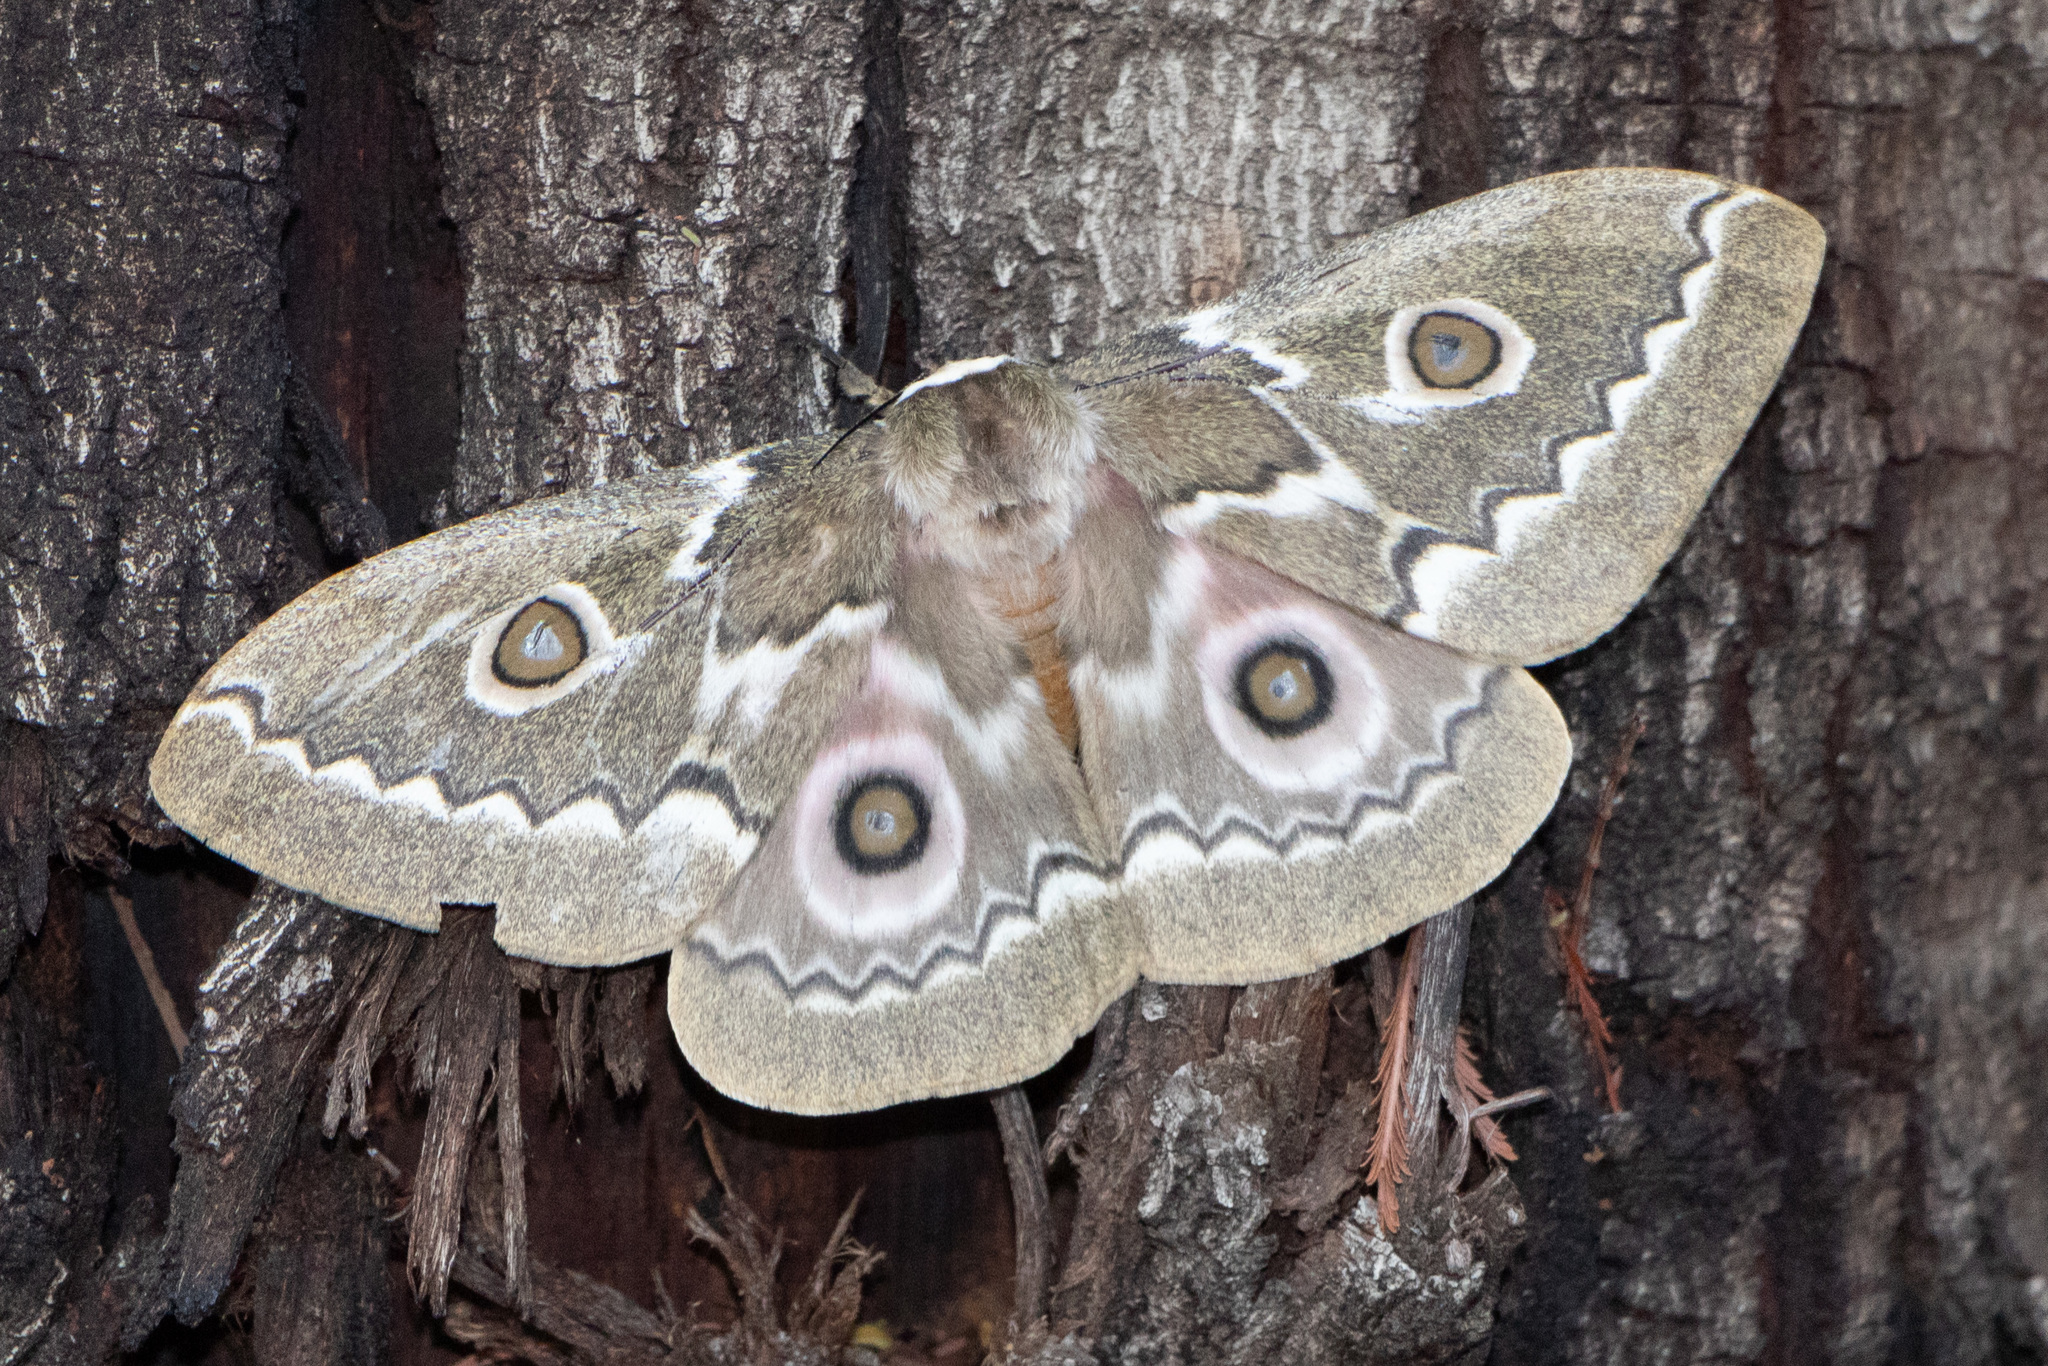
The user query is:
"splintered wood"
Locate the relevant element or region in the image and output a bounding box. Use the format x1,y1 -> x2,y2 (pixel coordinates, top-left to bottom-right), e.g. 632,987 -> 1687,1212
1364,904 -> 1546,1233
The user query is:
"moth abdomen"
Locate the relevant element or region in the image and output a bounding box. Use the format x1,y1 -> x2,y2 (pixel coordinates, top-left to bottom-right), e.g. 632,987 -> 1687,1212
148,168 -> 1818,1115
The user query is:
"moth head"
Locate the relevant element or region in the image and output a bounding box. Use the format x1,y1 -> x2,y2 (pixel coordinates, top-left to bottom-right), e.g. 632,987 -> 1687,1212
881,357 -> 1095,574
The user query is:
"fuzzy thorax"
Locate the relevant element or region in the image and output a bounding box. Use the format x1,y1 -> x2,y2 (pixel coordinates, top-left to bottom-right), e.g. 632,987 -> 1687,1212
881,358 -> 1097,576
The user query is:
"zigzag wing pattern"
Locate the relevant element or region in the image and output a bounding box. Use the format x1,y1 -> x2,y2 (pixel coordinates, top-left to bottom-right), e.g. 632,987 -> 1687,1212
668,552 -> 1133,1115
146,168 -> 1823,1117
1060,471 -> 1571,981
1063,168 -> 1825,664
150,433 -> 899,966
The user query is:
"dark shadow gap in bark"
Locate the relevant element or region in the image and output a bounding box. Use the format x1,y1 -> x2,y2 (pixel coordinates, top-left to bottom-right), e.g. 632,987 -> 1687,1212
1758,590 -> 1914,1365
1756,316 -> 1926,1366
0,721 -> 50,978
282,0 -> 463,550
840,0 -> 918,418
1669,0 -> 1707,174
81,883 -> 184,1225
1412,24 -> 1491,213
1761,0 -> 1821,197
1468,821 -> 1608,1365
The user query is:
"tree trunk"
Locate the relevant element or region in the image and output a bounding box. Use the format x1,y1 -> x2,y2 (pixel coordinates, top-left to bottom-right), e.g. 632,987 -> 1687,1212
3,0 -> 2045,1362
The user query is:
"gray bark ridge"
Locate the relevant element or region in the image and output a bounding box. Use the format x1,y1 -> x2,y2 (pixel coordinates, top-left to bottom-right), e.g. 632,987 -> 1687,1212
0,0 -> 295,851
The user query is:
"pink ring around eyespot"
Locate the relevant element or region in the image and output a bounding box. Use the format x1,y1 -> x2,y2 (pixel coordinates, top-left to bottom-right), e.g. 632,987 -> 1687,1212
788,730 -> 966,941
1194,605 -> 1390,793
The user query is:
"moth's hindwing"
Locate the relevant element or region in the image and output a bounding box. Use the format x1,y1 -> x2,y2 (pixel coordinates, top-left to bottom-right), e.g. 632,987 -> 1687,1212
149,167 -> 1821,1118
667,553 -> 1135,1114
149,433 -> 898,967
1066,167 -> 1825,665
1062,472 -> 1571,978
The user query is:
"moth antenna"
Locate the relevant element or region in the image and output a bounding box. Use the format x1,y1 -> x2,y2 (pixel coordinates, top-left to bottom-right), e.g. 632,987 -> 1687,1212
809,415 -> 885,469
1068,340 -> 1229,390
628,520 -> 754,638
787,323 -> 898,406
771,322 -> 899,470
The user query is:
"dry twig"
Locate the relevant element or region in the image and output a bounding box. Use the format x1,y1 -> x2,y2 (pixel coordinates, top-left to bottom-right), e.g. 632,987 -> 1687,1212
1437,1029 -> 1550,1195
1453,1030 -> 1518,1164
992,1084 -> 1052,1340
1365,935 -> 1421,1231
108,888 -> 188,1054
1549,715 -> 1644,1114
1366,906 -> 1548,1227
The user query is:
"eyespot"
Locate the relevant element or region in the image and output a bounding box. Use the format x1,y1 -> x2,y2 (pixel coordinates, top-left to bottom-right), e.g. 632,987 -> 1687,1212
1197,599 -> 1390,793
1376,298 -> 1532,413
789,731 -> 964,938
1233,640 -> 1334,737
1406,311 -> 1501,390
492,598 -> 589,687
832,773 -> 932,875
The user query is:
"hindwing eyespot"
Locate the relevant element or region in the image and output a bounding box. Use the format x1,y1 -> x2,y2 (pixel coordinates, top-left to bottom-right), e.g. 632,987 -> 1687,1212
1233,640 -> 1335,738
833,773 -> 933,875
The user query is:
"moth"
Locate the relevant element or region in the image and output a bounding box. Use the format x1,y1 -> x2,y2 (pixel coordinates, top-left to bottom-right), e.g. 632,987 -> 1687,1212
151,169 -> 1824,1115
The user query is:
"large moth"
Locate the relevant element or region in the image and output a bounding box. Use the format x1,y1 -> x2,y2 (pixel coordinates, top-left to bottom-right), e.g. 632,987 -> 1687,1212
151,169 -> 1824,1115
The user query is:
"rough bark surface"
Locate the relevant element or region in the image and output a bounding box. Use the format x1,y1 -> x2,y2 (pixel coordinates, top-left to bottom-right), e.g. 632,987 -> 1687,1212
415,0 -> 866,509
900,1 -> 1426,362
2,0 -> 2045,1362
0,0 -> 296,848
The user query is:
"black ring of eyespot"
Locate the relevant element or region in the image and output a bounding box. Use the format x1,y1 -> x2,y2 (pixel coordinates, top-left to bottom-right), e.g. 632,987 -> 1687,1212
1233,639 -> 1335,738
1407,310 -> 1503,390
492,597 -> 588,688
833,773 -> 932,876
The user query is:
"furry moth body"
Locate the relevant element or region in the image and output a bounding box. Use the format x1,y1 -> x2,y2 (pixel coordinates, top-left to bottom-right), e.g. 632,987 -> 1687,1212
151,170 -> 1824,1114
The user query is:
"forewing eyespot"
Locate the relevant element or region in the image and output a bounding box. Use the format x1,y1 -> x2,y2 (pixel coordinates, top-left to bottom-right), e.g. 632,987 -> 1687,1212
833,774 -> 932,875
492,598 -> 588,687
1233,640 -> 1335,738
1407,310 -> 1502,390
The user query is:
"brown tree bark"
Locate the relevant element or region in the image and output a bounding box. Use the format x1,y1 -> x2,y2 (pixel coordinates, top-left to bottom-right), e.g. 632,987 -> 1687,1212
3,0 -> 2046,1362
